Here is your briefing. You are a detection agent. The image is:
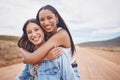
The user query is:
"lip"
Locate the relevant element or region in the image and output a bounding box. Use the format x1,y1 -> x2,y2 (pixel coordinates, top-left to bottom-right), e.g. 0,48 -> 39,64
32,35 -> 40,42
45,26 -> 51,29
33,38 -> 39,42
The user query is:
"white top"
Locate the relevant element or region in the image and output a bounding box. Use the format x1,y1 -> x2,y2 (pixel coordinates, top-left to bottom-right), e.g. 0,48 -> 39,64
57,27 -> 76,64
62,48 -> 76,64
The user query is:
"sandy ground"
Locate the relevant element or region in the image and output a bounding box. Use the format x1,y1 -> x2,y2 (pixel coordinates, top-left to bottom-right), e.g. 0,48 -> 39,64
0,46 -> 120,80
76,46 -> 120,80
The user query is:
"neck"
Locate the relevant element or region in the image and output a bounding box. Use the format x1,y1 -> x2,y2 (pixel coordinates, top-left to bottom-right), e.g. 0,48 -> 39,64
35,40 -> 45,49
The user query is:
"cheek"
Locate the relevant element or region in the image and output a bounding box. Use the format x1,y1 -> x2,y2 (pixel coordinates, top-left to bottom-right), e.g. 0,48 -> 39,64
40,23 -> 45,29
41,27 -> 46,31
27,35 -> 32,41
40,22 -> 44,26
40,32 -> 44,37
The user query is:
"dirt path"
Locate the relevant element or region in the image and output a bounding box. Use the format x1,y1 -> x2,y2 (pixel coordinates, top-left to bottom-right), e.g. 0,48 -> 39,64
0,63 -> 24,80
0,47 -> 120,80
76,46 -> 120,80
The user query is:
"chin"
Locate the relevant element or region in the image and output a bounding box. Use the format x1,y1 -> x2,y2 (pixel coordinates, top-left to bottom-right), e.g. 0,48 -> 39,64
46,30 -> 52,32
33,42 -> 40,45
46,29 -> 53,32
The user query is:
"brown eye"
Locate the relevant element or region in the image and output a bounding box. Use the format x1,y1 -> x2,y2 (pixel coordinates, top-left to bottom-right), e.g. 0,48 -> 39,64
40,18 -> 44,21
27,31 -> 32,34
35,28 -> 39,31
48,16 -> 52,20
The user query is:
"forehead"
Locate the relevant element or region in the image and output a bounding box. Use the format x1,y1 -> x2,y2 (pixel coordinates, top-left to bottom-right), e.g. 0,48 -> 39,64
39,9 -> 55,17
26,23 -> 40,29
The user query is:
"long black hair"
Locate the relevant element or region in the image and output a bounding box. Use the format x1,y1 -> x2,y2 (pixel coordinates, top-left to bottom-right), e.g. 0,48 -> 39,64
36,5 -> 75,55
18,18 -> 40,52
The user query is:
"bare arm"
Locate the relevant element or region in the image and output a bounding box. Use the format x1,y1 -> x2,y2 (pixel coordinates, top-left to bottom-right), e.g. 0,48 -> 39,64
22,29 -> 71,64
21,47 -> 62,63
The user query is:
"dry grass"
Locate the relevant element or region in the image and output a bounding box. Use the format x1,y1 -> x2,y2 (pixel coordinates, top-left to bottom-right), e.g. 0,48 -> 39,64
96,47 -> 120,52
0,35 -> 20,42
0,40 -> 23,67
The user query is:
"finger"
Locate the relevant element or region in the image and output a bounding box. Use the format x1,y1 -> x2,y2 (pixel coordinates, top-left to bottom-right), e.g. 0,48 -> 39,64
55,47 -> 62,51
54,49 -> 60,54
54,44 -> 58,48
50,48 -> 57,53
53,53 -> 61,58
54,49 -> 62,56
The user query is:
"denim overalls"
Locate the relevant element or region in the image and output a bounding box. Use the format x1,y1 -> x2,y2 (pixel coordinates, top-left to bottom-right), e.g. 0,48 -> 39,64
16,51 -> 80,80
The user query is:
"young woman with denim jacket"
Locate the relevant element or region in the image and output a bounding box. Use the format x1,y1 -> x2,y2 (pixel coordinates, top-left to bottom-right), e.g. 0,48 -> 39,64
20,5 -> 80,80
17,18 -> 79,80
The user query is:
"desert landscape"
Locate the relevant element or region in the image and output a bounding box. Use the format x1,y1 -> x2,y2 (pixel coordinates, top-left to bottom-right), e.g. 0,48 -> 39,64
0,36 -> 22,67
0,35 -> 120,80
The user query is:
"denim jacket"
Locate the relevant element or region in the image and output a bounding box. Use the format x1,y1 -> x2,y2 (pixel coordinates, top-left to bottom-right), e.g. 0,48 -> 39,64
16,51 -> 80,80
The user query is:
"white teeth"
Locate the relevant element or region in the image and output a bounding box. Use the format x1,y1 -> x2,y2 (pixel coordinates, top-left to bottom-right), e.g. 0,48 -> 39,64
45,26 -> 51,29
32,36 -> 40,42
33,38 -> 39,41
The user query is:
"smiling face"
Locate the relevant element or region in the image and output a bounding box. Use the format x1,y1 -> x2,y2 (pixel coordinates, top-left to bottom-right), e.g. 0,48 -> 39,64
39,9 -> 58,34
26,22 -> 45,48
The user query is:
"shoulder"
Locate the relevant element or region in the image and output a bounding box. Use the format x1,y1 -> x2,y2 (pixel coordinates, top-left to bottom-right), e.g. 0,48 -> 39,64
57,28 -> 68,35
56,28 -> 71,48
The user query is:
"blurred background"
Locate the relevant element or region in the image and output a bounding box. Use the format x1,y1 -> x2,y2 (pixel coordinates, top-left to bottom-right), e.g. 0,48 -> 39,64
0,0 -> 120,44
0,0 -> 120,80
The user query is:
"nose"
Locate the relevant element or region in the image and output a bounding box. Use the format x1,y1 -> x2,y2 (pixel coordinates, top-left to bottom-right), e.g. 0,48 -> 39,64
44,19 -> 49,26
32,31 -> 37,37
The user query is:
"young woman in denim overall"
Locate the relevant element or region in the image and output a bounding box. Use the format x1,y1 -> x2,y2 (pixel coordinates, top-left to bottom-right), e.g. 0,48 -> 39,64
17,18 -> 80,80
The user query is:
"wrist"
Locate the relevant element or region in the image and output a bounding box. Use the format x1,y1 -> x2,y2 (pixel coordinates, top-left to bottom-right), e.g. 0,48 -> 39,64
42,57 -> 47,61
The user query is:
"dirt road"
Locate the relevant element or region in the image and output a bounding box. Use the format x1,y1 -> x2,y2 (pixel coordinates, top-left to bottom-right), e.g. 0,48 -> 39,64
76,46 -> 120,80
0,47 -> 120,80
0,63 -> 24,80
